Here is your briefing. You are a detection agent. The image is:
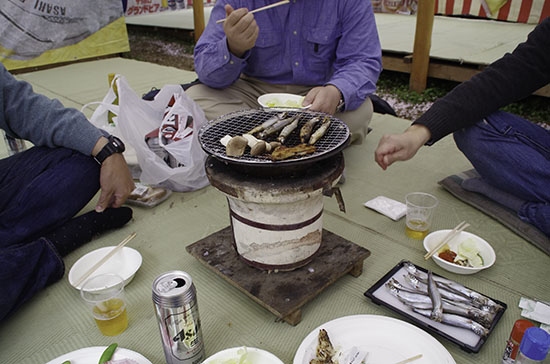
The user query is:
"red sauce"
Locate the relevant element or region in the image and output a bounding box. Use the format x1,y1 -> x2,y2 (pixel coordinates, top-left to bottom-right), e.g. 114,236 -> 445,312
438,250 -> 457,263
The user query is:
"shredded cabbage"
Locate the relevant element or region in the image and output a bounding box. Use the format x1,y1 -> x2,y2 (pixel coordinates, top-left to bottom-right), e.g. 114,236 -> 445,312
209,347 -> 254,364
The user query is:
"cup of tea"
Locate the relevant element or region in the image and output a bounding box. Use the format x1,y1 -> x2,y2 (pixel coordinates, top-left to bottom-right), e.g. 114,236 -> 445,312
405,192 -> 438,239
80,273 -> 128,336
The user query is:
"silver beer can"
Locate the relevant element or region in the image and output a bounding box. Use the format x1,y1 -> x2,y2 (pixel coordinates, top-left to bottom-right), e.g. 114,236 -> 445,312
152,271 -> 205,364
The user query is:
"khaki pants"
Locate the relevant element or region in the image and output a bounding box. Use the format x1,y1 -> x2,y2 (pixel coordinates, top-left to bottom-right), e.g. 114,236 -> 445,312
186,76 -> 373,144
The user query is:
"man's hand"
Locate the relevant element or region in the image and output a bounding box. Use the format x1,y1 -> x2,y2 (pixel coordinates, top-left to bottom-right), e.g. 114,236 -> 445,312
303,85 -> 341,115
223,4 -> 259,58
374,124 -> 432,170
92,137 -> 135,212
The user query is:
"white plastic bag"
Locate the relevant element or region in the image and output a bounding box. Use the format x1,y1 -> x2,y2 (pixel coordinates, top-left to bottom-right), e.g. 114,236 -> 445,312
114,75 -> 210,192
82,76 -> 138,167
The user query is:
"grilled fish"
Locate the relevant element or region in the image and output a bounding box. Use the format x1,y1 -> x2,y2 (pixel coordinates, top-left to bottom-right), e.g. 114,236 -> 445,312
300,116 -> 321,143
248,112 -> 287,135
271,144 -> 316,161
257,115 -> 296,140
277,116 -> 300,144
308,116 -> 331,145
309,329 -> 336,364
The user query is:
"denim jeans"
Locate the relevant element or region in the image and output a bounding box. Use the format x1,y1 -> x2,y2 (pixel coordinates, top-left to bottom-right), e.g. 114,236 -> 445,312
453,111 -> 550,235
0,146 -> 100,321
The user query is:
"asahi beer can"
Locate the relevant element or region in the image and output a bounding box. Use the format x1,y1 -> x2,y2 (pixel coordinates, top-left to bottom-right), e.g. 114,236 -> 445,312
152,271 -> 205,364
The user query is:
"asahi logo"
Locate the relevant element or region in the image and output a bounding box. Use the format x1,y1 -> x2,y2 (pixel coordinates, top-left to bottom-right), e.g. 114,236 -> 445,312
33,0 -> 66,16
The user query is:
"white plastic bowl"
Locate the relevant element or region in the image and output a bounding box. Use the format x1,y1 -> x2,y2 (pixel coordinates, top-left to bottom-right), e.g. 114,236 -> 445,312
257,93 -> 311,110
423,230 -> 496,275
68,246 -> 142,290
202,347 -> 284,364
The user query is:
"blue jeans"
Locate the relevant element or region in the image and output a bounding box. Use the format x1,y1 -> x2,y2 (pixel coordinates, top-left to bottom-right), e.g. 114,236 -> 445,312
0,146 -> 100,321
453,111 -> 550,235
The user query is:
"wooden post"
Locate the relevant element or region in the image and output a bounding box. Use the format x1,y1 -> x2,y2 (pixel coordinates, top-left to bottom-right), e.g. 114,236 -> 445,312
409,0 -> 436,92
193,0 -> 206,42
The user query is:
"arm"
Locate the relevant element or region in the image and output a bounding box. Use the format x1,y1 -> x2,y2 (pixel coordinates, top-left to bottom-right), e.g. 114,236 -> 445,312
374,18 -> 550,170
193,0 -> 258,88
91,137 -> 135,212
1,64 -> 103,155
414,18 -> 550,144
324,0 -> 382,112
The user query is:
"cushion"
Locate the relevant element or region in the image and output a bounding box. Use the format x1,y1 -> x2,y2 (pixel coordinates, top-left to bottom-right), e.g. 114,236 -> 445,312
438,170 -> 550,256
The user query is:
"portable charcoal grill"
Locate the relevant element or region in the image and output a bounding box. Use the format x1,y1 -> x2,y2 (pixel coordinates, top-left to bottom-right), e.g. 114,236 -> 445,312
198,109 -> 350,174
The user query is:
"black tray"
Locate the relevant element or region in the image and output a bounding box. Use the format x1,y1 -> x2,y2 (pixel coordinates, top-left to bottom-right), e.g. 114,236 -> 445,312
364,260 -> 507,353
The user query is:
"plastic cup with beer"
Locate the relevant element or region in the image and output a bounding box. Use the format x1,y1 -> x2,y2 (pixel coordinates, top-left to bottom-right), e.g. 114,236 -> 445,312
80,273 -> 128,336
405,192 -> 438,239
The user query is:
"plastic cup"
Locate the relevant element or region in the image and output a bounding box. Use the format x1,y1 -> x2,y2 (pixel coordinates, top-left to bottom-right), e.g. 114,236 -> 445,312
80,273 -> 128,336
405,192 -> 438,239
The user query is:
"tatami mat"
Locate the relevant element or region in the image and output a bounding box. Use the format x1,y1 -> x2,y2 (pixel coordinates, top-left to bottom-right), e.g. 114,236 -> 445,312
2,58 -> 549,364
125,10 -> 536,66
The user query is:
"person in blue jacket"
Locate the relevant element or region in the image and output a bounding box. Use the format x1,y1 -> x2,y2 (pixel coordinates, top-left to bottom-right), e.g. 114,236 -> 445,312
187,0 -> 382,144
0,64 -> 135,321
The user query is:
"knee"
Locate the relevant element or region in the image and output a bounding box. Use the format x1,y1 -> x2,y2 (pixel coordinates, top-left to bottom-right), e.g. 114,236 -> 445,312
453,120 -> 486,155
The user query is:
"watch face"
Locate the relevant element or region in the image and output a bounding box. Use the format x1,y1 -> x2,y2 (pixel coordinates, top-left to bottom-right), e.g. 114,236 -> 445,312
110,136 -> 125,153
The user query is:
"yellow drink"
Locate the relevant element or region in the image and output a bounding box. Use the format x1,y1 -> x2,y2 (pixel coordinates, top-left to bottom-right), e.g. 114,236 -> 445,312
405,219 -> 429,239
93,298 -> 128,336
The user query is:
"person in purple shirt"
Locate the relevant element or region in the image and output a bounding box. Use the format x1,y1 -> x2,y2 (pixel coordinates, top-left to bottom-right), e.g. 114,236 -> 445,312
187,0 -> 382,144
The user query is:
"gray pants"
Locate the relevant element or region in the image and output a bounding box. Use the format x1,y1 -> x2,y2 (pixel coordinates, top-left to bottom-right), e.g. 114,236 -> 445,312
186,76 -> 373,144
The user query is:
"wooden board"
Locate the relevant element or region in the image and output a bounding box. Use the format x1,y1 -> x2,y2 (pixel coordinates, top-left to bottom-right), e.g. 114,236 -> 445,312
186,227 -> 370,325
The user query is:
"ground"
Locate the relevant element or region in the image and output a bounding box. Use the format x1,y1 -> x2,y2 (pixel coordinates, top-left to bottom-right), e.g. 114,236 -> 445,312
123,25 -> 550,127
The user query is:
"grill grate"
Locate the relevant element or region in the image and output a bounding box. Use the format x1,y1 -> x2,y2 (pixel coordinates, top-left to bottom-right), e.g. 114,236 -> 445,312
198,109 -> 349,166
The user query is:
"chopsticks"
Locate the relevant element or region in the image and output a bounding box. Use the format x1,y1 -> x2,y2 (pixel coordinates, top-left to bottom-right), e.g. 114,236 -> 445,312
216,0 -> 290,24
424,221 -> 470,260
394,354 -> 423,364
74,232 -> 137,288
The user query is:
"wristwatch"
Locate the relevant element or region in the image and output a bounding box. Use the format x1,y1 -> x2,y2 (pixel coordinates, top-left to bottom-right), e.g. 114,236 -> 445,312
94,135 -> 125,165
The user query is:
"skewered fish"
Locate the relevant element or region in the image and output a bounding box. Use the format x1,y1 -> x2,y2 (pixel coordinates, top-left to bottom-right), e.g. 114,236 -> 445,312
247,112 -> 287,135
309,329 -> 336,364
271,144 -> 316,161
277,116 -> 301,144
412,308 -> 489,338
300,116 -> 321,143
308,116 -> 331,145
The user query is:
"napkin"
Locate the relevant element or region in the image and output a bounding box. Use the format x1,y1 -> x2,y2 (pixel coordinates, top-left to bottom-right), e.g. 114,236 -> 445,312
364,196 -> 407,221
519,297 -> 550,325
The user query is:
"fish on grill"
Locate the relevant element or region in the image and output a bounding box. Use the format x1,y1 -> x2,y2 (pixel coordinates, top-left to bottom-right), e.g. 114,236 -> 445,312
271,144 -> 316,161
309,116 -> 331,144
300,116 -> 321,143
277,116 -> 301,144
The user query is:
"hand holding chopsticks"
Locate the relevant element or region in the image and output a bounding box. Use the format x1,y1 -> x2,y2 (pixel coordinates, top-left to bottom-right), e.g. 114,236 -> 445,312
74,232 -> 137,288
216,0 -> 290,24
424,221 -> 470,260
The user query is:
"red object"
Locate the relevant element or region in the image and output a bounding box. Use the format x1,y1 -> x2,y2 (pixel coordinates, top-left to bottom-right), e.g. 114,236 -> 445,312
438,250 -> 457,263
509,319 -> 536,360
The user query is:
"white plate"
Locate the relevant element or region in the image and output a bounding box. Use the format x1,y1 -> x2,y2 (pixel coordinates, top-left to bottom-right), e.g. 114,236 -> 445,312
68,246 -> 142,290
45,346 -> 152,364
293,315 -> 456,364
257,93 -> 311,110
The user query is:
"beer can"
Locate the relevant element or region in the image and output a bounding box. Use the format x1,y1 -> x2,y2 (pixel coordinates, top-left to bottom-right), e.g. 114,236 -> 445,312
152,271 -> 205,364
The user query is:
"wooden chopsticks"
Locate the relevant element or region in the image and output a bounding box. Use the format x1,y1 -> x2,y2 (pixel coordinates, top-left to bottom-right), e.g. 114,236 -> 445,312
74,232 -> 137,288
424,221 -> 470,260
216,0 -> 290,24
394,354 -> 423,364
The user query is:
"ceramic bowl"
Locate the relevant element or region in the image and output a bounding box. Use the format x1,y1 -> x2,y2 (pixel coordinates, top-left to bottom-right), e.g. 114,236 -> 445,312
423,230 -> 496,275
202,347 -> 284,364
68,246 -> 142,290
257,93 -> 310,110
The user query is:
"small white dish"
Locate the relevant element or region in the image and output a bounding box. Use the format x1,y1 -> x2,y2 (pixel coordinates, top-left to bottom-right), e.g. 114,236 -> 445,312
203,347 -> 284,364
423,230 -> 496,275
68,246 -> 142,290
45,346 -> 151,364
257,93 -> 311,110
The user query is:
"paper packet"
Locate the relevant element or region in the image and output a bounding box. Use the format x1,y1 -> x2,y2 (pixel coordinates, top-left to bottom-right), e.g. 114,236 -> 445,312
364,196 -> 407,221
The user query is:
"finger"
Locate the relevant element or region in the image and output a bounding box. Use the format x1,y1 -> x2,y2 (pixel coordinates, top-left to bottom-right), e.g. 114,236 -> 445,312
95,190 -> 113,212
224,4 -> 234,18
226,7 -> 248,27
